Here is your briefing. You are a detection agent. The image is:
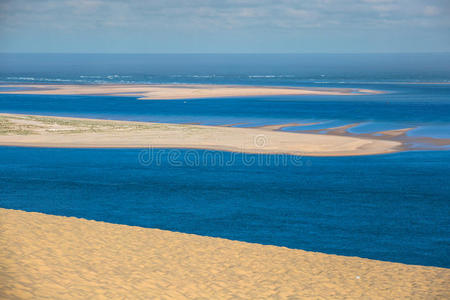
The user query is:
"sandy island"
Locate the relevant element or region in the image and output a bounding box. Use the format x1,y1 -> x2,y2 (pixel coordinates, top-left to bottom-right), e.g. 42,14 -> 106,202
0,113 -> 402,156
0,83 -> 382,100
0,208 -> 448,299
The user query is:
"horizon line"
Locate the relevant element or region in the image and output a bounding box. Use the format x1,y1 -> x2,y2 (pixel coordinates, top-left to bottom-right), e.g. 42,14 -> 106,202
1,52 -> 450,55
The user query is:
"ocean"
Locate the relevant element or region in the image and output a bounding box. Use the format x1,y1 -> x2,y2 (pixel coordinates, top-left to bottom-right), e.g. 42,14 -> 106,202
0,53 -> 449,267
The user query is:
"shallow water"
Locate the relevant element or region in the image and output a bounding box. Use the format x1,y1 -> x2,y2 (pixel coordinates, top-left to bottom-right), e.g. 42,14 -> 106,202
408,125 -> 450,139
348,122 -> 410,134
0,147 -> 448,267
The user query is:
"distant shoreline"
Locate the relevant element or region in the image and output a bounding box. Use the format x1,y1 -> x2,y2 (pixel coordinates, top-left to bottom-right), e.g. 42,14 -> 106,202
0,83 -> 383,100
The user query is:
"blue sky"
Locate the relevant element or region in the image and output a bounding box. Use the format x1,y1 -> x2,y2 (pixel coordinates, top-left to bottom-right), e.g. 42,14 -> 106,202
0,0 -> 449,53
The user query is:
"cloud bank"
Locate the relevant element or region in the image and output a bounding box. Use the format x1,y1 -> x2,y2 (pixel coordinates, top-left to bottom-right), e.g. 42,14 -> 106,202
0,0 -> 449,52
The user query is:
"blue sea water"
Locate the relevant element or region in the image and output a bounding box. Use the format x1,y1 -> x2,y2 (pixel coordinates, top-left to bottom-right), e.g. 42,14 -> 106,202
0,147 -> 448,267
0,54 -> 449,267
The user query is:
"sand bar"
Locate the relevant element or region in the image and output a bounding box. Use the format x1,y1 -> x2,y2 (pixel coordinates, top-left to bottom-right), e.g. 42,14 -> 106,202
0,113 -> 402,156
0,208 -> 448,299
0,83 -> 382,99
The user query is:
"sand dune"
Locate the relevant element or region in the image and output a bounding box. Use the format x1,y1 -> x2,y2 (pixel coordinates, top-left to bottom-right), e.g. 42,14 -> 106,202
0,208 -> 448,299
0,113 -> 402,156
0,83 -> 381,99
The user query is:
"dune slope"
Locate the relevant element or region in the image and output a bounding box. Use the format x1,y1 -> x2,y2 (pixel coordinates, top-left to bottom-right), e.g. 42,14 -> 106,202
0,208 -> 448,299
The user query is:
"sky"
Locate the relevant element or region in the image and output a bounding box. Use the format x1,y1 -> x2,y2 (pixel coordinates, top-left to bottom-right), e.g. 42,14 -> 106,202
0,0 -> 449,53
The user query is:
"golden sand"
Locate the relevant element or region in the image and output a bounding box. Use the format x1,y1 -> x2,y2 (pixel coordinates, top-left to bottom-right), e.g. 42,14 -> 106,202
0,113 -> 402,156
0,208 -> 448,299
0,83 -> 381,100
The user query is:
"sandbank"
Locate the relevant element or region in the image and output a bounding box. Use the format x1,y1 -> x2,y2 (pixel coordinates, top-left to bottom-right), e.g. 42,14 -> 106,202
0,113 -> 402,156
0,83 -> 382,99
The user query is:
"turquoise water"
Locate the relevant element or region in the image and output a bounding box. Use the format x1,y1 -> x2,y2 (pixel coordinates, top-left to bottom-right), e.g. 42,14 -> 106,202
0,53 -> 449,267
